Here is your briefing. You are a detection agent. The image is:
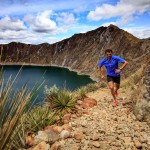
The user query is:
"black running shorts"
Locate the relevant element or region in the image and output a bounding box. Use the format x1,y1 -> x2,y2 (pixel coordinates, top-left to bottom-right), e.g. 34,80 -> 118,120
107,75 -> 120,84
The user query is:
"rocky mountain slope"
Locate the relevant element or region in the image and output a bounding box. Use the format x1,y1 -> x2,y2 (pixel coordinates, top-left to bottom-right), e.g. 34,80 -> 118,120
132,59 -> 150,125
0,24 -> 150,81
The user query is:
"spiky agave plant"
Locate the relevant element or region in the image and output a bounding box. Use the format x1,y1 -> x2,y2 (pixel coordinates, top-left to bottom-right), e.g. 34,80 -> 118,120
53,89 -> 75,114
0,67 -> 44,150
45,86 -> 75,115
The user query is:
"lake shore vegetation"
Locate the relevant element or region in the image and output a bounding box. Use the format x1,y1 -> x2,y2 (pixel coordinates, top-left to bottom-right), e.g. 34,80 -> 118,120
0,66 -> 99,149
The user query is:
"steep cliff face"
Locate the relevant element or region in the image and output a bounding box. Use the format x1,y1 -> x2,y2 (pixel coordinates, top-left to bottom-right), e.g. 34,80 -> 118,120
0,24 -> 150,80
132,57 -> 150,125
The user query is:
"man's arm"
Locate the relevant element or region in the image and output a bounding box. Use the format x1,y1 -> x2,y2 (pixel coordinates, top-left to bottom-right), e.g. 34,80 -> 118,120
120,61 -> 128,70
99,67 -> 105,79
115,61 -> 128,73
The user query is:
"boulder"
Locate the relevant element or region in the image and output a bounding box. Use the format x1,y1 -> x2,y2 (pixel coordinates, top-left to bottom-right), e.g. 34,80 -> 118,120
80,97 -> 97,108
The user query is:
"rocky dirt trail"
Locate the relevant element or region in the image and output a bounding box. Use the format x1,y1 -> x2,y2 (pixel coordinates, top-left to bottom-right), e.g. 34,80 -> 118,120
60,87 -> 150,150
28,87 -> 150,150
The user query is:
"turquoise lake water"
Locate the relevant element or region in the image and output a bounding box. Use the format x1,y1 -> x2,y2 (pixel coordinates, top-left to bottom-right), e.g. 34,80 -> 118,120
2,65 -> 95,105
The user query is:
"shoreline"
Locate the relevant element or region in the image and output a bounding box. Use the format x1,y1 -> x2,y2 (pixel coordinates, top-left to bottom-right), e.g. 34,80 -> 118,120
0,62 -> 99,82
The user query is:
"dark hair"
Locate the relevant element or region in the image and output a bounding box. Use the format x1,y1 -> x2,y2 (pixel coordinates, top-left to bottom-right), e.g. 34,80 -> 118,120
105,49 -> 113,54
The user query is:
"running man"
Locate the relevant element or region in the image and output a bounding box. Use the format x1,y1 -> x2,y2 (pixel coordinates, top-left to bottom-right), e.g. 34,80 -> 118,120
98,49 -> 128,107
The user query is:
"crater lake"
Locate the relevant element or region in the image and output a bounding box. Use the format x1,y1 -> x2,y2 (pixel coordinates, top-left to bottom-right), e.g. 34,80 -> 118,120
1,65 -> 95,105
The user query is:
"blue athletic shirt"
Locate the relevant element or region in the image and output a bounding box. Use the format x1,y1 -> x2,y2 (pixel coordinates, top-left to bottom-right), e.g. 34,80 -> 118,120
98,55 -> 125,77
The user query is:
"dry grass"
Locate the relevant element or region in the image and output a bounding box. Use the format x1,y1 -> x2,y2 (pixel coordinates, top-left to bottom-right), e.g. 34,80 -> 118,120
0,67 -> 44,150
121,67 -> 144,89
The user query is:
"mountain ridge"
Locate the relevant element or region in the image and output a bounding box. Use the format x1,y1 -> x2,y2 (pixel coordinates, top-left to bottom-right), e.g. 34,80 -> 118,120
0,24 -> 150,81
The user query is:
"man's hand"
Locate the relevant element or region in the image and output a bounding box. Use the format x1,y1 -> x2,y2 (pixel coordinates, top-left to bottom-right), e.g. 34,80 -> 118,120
115,61 -> 128,73
99,67 -> 105,80
101,75 -> 105,80
115,69 -> 121,73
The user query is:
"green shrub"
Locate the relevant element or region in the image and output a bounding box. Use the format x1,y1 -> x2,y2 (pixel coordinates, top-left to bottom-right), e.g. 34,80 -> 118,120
45,86 -> 75,115
24,106 -> 56,133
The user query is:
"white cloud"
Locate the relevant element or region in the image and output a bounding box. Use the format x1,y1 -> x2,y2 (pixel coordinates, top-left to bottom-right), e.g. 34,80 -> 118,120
0,30 -> 35,40
56,13 -> 76,25
123,26 -> 150,39
24,10 -> 57,33
0,10 -> 75,44
0,0 -> 149,44
87,0 -> 150,25
0,16 -> 26,31
0,29 -> 64,44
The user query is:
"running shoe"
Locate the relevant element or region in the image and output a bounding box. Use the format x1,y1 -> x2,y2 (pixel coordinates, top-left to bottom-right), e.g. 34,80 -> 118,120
112,100 -> 119,107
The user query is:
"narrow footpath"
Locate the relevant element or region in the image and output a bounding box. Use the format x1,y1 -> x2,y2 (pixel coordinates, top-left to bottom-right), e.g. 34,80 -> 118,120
61,88 -> 150,150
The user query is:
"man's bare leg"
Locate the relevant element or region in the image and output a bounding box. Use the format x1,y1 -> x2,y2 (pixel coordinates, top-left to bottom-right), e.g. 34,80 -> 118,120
108,81 -> 118,106
114,83 -> 120,97
108,81 -> 116,100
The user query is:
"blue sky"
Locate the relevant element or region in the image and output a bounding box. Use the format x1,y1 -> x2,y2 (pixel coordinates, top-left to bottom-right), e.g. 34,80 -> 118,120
0,0 -> 150,44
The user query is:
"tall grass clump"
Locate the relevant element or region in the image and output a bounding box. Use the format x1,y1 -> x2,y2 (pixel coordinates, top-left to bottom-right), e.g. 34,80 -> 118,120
0,68 -> 43,150
76,86 -> 87,99
85,83 -> 99,92
7,106 -> 56,149
121,67 -> 144,89
75,83 -> 99,100
22,106 -> 56,133
45,85 -> 75,115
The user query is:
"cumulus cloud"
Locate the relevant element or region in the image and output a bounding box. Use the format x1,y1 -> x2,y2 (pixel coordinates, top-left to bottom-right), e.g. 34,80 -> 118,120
123,27 -> 150,39
0,29 -> 63,44
0,16 -> 26,31
24,10 -> 57,33
0,0 -> 149,44
0,10 -> 74,44
87,0 -> 150,25
0,30 -> 35,40
56,12 -> 76,25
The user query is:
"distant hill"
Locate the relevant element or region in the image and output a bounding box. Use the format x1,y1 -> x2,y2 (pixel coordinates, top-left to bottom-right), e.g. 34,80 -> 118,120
0,24 -> 150,81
